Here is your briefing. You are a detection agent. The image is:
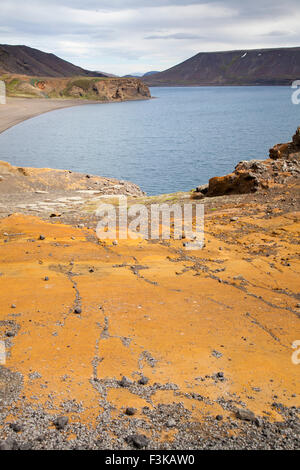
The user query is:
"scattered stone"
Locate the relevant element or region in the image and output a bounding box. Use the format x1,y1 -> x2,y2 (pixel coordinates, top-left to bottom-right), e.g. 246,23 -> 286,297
195,184 -> 208,195
255,417 -> 263,427
112,240 -> 118,246
126,434 -> 149,449
138,376 -> 149,385
216,415 -> 223,421
166,418 -> 176,428
18,442 -> 32,450
53,416 -> 68,430
118,376 -> 133,387
0,438 -> 17,450
233,275 -> 245,281
10,423 -> 23,433
230,217 -> 238,222
39,235 -> 45,240
235,408 -> 256,422
74,307 -> 82,314
216,371 -> 224,379
44,276 -> 49,281
5,331 -> 15,337
212,350 -> 223,359
11,304 -> 16,309
125,407 -> 136,416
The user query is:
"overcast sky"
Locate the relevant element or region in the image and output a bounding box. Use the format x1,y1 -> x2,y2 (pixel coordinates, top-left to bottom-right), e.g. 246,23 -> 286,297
1,0 -> 300,75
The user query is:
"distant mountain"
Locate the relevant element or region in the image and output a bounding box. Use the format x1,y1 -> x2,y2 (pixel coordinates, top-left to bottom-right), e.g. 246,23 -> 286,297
143,47 -> 300,86
122,73 -> 144,78
0,44 -> 106,77
95,71 -> 118,78
123,71 -> 160,78
142,71 -> 160,77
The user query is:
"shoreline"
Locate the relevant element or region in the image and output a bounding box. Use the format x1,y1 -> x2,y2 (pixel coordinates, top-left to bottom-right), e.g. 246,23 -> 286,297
0,96 -> 151,135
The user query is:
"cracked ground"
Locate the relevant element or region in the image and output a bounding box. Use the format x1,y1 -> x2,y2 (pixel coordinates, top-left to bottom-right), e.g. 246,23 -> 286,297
0,179 -> 299,449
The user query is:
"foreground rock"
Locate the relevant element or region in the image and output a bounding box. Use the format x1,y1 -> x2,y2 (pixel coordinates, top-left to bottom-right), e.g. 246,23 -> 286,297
200,128 -> 300,197
0,160 -> 144,196
0,160 -> 144,221
0,176 -> 299,449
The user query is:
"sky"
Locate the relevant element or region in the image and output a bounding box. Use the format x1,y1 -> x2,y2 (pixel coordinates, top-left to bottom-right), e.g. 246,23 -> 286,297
0,0 -> 300,75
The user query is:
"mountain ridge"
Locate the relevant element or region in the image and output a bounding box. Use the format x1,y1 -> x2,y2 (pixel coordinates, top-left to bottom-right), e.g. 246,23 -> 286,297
0,44 -> 106,78
143,46 -> 300,86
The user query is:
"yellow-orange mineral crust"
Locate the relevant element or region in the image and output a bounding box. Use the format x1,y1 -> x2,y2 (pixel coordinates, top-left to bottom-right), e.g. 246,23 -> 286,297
0,188 -> 299,438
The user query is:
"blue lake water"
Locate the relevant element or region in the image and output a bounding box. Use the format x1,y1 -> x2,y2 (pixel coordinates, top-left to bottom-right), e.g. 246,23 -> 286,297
0,87 -> 299,195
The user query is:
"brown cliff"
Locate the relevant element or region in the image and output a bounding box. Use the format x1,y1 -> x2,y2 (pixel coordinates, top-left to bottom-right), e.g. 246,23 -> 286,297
2,75 -> 151,101
200,128 -> 300,197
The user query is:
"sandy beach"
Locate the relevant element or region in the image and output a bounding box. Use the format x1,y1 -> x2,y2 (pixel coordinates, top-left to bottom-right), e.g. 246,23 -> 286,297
0,97 -> 98,134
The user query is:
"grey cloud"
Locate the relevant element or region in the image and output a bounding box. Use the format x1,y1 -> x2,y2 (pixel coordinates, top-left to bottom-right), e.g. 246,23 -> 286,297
261,30 -> 294,37
145,33 -> 206,40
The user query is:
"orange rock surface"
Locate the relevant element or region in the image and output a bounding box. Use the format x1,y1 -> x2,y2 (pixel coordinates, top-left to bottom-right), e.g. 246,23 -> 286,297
0,181 -> 299,440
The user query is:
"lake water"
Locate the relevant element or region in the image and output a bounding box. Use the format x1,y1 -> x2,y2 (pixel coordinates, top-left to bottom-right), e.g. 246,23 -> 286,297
0,87 -> 299,195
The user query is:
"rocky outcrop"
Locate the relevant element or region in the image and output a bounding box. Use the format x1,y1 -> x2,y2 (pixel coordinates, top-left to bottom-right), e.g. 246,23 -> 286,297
4,75 -> 151,101
200,128 -> 300,197
0,160 -> 145,196
269,127 -> 300,160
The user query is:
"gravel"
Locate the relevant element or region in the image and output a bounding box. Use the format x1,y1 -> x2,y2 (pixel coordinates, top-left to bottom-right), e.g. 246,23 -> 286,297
0,397 -> 299,450
0,367 -> 299,450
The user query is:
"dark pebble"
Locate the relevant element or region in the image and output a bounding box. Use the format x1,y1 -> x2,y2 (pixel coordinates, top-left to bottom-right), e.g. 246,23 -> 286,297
44,276 -> 49,281
125,407 -> 136,416
53,416 -> 69,430
138,376 -> 149,385
6,331 -> 15,337
10,423 -> 23,433
126,434 -> 149,449
74,307 -> 82,314
118,376 -> 133,387
216,415 -> 223,421
39,235 -> 45,240
255,417 -> 263,427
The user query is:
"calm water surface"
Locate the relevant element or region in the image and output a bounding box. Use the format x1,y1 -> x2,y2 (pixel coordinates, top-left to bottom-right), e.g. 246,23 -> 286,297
0,87 -> 299,195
